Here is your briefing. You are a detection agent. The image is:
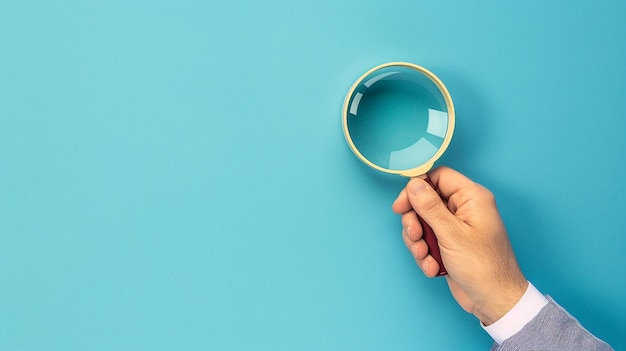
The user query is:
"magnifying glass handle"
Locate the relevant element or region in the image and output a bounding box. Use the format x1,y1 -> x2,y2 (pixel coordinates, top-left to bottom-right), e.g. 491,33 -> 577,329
418,177 -> 447,277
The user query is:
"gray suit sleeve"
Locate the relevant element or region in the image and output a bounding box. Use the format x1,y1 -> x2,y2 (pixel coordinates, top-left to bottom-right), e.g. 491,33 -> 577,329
490,297 -> 613,351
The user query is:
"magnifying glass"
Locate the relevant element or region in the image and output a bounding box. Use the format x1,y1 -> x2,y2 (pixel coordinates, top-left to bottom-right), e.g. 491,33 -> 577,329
342,62 -> 455,277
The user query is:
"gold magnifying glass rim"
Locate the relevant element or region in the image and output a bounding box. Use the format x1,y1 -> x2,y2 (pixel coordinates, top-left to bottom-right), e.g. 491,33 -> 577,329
341,62 -> 455,178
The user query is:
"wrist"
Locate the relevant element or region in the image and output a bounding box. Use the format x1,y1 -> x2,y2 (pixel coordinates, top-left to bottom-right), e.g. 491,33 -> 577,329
481,282 -> 549,344
474,274 -> 528,325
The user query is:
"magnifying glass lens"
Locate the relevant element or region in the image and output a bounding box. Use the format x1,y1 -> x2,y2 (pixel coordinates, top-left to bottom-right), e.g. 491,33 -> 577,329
346,66 -> 450,171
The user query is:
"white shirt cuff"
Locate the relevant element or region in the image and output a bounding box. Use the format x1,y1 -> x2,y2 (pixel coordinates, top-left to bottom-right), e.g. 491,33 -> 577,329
482,281 -> 549,344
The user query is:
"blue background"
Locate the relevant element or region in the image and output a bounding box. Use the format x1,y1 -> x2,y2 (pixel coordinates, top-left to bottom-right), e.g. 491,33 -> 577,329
1,1 -> 624,350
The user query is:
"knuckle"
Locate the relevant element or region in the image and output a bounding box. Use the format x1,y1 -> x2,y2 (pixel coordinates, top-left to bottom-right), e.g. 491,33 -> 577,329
401,211 -> 417,227
417,191 -> 441,213
476,184 -> 497,205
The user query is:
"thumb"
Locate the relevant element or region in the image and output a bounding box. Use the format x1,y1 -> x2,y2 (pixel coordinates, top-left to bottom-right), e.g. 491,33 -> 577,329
406,178 -> 460,238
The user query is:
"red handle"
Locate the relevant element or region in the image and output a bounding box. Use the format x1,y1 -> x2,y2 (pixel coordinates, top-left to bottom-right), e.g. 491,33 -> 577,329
419,177 -> 447,276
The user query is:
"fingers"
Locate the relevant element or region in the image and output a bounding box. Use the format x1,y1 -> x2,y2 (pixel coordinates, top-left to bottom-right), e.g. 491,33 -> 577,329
401,211 -> 441,278
405,177 -> 459,238
392,188 -> 411,214
401,210 -> 421,241
403,237 -> 441,278
392,166 -> 474,215
418,256 -> 441,278
393,166 -> 486,278
402,227 -> 428,258
428,166 -> 479,201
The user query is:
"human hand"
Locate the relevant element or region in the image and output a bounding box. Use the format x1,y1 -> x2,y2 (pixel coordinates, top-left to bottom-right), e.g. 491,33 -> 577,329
392,167 -> 528,325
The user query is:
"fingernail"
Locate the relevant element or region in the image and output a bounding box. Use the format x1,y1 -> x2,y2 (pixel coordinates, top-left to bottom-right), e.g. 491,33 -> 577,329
409,180 -> 426,195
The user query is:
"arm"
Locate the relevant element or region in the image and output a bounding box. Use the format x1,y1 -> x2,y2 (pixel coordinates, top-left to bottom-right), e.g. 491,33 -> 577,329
490,296 -> 613,351
392,167 -> 613,350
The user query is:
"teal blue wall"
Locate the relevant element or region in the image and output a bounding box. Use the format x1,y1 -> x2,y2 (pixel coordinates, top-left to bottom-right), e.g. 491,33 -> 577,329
1,1 -> 624,349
